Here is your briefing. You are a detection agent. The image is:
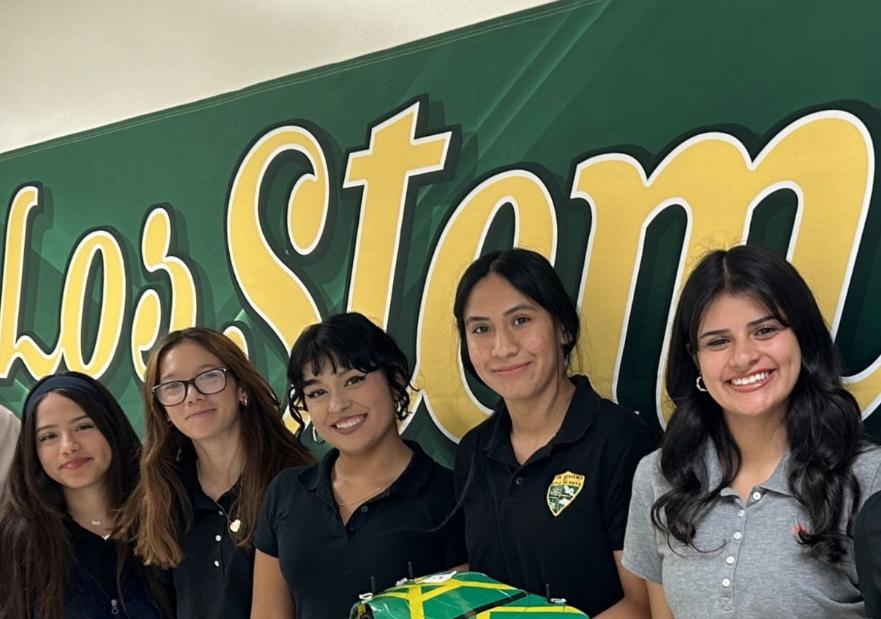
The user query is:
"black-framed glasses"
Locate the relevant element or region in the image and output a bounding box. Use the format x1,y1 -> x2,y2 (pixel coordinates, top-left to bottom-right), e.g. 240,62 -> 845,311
152,368 -> 229,406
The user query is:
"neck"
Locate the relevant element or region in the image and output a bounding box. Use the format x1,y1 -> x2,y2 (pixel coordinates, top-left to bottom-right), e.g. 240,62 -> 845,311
506,373 -> 575,438
65,483 -> 112,525
725,411 -> 789,467
193,428 -> 245,496
334,433 -> 412,483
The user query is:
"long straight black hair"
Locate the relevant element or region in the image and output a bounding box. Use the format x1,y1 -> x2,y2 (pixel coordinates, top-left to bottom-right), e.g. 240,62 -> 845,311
653,244 -> 864,563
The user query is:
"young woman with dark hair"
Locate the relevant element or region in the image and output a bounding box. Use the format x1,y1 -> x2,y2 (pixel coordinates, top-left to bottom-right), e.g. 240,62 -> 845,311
623,244 -> 881,618
0,372 -> 170,619
453,248 -> 655,618
251,312 -> 466,619
118,327 -> 313,618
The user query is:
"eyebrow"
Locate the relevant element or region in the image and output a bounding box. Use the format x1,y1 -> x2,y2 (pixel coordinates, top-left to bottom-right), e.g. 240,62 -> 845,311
36,414 -> 91,433
464,303 -> 536,324
698,314 -> 778,339
302,365 -> 357,386
159,364 -> 218,382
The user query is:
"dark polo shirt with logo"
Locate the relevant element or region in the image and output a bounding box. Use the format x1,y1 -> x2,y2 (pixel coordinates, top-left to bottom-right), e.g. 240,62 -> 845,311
255,440 -> 466,619
454,374 -> 655,617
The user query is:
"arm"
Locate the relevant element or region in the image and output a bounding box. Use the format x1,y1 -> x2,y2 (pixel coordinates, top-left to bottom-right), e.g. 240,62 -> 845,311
250,550 -> 294,619
647,581 -> 674,619
593,551 -> 649,619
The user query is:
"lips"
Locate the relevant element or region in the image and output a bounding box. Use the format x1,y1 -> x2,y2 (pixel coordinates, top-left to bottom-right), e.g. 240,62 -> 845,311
185,409 -> 215,421
490,361 -> 531,377
331,414 -> 367,435
61,457 -> 91,471
728,370 -> 773,390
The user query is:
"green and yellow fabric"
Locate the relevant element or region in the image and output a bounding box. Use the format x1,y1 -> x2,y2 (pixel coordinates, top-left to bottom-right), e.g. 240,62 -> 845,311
349,571 -> 589,618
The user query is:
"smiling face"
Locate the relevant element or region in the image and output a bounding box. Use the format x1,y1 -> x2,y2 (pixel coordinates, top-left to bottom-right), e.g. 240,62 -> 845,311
157,340 -> 244,444
302,361 -> 400,456
463,272 -> 568,408
696,292 -> 802,424
35,392 -> 112,495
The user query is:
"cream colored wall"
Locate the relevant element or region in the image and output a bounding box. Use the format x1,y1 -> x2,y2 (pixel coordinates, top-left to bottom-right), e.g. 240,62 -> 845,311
0,0 -> 552,154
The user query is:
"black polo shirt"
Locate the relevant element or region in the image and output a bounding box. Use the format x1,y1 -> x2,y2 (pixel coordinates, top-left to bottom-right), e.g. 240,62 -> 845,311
856,490 -> 881,618
66,520 -> 162,619
175,458 -> 254,619
454,375 -> 655,617
255,440 -> 466,619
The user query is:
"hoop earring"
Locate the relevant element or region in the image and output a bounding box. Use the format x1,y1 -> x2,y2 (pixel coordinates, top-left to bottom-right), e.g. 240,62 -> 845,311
311,424 -> 325,445
394,399 -> 410,421
695,375 -> 708,393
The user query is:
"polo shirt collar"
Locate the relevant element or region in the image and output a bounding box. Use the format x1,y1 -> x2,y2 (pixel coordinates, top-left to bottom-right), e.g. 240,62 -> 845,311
482,375 -> 601,465
298,439 -> 434,507
704,439 -> 793,498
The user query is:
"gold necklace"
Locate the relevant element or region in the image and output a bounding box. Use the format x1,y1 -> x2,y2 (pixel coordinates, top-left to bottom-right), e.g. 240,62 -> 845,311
196,460 -> 242,533
334,483 -> 390,507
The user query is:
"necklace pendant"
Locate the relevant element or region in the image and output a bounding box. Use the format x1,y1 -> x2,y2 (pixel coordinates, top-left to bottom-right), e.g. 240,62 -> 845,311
229,518 -> 241,533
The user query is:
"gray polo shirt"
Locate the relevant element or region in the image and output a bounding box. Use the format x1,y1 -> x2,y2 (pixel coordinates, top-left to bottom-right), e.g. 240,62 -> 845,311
623,442 -> 881,618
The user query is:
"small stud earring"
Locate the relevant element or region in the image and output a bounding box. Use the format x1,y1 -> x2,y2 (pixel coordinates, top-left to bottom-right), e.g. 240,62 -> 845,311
695,376 -> 708,393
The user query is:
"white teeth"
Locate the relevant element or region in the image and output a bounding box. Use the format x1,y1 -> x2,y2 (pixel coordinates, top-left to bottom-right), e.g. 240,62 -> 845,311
731,372 -> 769,386
334,415 -> 365,430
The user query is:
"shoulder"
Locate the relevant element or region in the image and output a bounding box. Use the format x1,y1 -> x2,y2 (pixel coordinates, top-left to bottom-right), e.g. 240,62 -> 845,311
264,463 -> 318,500
853,443 -> 881,496
456,411 -> 497,458
571,375 -> 655,445
632,449 -> 666,495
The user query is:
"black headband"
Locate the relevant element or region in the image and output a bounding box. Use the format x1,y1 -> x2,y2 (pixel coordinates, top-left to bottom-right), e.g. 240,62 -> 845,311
23,374 -> 110,419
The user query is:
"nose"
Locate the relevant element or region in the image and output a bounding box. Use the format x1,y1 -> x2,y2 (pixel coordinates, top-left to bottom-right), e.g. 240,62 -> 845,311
492,325 -> 518,358
184,381 -> 204,404
328,389 -> 351,414
60,432 -> 80,455
730,336 -> 760,370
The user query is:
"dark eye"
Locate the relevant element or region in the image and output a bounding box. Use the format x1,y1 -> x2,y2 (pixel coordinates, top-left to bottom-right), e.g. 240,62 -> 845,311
513,315 -> 531,326
305,388 -> 327,400
38,432 -> 57,443
470,324 -> 489,335
346,374 -> 366,387
704,337 -> 729,349
755,324 -> 781,339
75,422 -> 96,432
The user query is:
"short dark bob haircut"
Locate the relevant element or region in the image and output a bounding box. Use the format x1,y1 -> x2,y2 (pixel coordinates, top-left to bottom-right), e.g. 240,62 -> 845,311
656,244 -> 864,564
453,248 -> 580,384
287,312 -> 412,419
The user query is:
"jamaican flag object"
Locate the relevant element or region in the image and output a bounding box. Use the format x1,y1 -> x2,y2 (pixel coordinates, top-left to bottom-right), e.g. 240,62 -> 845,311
349,570 -> 589,618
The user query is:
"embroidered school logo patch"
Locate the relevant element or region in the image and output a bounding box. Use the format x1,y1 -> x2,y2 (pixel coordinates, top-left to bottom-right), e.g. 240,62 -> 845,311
546,471 -> 585,517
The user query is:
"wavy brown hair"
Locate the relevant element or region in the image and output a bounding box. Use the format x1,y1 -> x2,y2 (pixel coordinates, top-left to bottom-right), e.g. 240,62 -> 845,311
118,327 -> 313,568
0,372 -> 165,619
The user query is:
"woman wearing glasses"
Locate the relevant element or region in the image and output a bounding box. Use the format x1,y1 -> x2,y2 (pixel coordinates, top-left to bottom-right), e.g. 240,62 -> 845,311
119,328 -> 313,618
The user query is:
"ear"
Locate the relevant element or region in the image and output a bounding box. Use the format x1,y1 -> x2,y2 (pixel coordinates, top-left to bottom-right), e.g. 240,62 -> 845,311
238,387 -> 248,407
559,324 -> 573,346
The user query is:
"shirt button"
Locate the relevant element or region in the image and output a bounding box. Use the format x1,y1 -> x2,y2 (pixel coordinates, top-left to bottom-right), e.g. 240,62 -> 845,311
752,491 -> 762,501
360,505 -> 369,513
215,534 -> 222,542
213,560 -> 220,567
725,555 -> 735,565
737,509 -> 745,517
515,477 -> 524,486
217,510 -> 224,516
722,578 -> 731,587
733,531 -> 742,540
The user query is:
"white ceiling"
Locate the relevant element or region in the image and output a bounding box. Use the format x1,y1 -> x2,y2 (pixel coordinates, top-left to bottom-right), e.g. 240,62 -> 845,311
0,0 -> 553,154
